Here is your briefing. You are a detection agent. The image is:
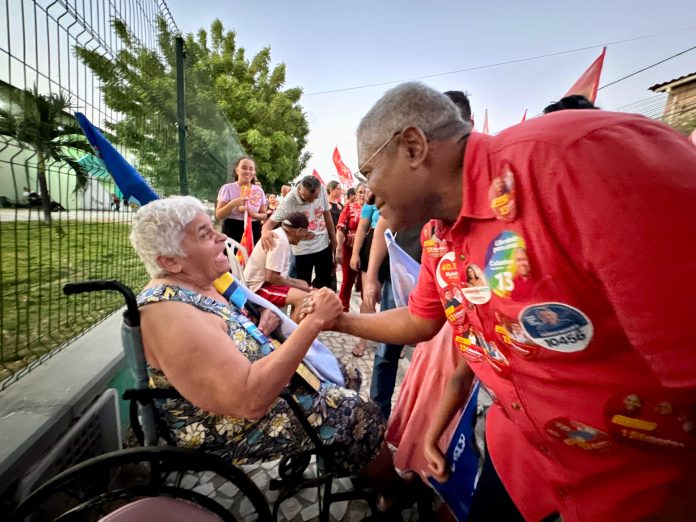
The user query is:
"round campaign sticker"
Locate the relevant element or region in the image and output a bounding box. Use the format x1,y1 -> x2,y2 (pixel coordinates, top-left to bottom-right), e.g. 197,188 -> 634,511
484,231 -> 532,300
436,251 -> 460,288
461,264 -> 491,305
518,302 -> 593,352
488,166 -> 517,222
441,285 -> 466,325
544,418 -> 613,452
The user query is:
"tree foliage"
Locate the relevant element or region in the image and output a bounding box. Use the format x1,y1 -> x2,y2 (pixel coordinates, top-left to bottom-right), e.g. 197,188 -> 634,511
76,18 -> 310,199
0,86 -> 92,224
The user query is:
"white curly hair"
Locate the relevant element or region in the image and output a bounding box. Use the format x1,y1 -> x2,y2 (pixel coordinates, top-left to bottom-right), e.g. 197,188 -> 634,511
130,196 -> 207,278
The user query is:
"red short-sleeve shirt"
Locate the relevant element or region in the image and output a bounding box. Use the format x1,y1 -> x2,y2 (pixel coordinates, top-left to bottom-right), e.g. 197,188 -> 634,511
409,111 -> 696,522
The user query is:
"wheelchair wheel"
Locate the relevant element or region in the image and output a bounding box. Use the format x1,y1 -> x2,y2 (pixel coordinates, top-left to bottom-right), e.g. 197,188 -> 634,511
10,446 -> 271,521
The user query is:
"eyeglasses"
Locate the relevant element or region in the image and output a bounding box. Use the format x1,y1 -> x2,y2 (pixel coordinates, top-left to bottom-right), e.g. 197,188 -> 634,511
355,130 -> 401,179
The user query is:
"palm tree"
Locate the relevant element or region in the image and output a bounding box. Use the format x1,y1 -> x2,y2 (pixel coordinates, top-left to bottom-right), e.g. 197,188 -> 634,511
0,85 -> 92,224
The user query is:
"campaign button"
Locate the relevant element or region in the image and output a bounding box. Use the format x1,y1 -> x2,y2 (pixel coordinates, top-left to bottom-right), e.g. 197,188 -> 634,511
519,302 -> 593,352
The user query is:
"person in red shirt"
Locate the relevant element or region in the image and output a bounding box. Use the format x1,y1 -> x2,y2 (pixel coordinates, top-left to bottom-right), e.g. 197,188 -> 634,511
299,82 -> 696,522
336,183 -> 367,311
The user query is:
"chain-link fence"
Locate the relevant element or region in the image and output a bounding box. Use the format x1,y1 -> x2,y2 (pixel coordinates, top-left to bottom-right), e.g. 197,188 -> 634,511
0,0 -> 244,387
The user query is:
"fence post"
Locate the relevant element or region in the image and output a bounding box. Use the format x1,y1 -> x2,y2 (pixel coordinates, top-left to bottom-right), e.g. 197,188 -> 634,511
175,36 -> 188,195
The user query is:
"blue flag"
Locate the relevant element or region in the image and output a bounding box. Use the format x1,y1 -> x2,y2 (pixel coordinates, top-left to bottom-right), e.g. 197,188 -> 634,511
384,229 -> 422,307
75,112 -> 159,207
428,381 -> 481,521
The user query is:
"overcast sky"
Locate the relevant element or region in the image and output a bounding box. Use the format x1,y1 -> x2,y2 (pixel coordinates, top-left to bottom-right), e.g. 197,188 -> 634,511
167,0 -> 696,184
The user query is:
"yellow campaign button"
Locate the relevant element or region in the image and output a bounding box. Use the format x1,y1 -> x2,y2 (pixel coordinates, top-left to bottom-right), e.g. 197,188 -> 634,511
611,415 -> 657,431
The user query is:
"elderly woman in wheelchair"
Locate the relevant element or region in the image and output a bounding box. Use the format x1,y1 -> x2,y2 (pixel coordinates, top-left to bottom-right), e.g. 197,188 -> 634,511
129,195 -> 385,476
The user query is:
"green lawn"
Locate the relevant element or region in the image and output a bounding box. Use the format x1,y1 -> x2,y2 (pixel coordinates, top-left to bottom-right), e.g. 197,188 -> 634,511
0,218 -> 148,383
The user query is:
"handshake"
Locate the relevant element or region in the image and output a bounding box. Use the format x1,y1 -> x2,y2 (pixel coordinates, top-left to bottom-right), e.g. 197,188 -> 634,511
297,287 -> 344,330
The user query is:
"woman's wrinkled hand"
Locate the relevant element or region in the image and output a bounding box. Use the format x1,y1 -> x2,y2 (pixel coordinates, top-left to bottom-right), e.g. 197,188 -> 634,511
257,309 -> 281,335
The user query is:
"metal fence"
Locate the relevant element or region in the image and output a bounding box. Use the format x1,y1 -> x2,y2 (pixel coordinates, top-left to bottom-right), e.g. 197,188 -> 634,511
0,0 -> 196,387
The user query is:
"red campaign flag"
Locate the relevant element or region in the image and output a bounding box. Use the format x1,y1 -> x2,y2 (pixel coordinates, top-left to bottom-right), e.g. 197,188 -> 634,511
312,168 -> 325,185
482,109 -> 489,135
521,109 -> 528,122
332,146 -> 354,188
564,47 -> 606,103
236,211 -> 254,267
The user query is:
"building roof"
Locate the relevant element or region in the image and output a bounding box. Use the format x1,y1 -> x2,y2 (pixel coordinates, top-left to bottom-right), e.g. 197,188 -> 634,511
649,72 -> 696,92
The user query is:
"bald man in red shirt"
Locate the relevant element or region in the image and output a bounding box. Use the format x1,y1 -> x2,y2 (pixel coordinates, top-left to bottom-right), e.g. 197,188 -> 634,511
307,82 -> 696,522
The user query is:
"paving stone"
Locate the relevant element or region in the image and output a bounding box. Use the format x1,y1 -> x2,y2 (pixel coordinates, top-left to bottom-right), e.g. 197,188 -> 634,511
192,481 -> 215,496
178,473 -> 199,489
251,469 -> 270,490
237,497 -> 255,518
300,502 -> 321,521
216,480 -> 239,498
329,500 -> 349,520
279,496 -> 303,521
298,486 -> 318,503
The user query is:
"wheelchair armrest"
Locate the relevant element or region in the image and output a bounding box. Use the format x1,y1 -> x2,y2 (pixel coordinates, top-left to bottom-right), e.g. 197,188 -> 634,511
123,388 -> 182,402
123,388 -> 180,446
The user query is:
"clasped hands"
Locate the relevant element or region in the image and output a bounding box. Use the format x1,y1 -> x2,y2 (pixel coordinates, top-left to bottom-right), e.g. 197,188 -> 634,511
296,287 -> 343,329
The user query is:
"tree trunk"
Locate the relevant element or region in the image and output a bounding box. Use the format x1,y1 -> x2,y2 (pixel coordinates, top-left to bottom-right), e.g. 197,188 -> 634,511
37,153 -> 52,225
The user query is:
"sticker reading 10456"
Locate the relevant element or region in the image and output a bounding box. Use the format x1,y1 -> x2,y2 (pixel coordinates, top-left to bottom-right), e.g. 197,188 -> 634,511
518,302 -> 593,353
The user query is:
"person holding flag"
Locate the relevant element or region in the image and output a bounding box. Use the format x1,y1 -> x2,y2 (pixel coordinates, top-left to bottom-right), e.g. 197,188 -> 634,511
216,156 -> 268,246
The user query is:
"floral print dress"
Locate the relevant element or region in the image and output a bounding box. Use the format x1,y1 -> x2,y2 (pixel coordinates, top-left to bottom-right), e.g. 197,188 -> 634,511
137,284 -> 384,474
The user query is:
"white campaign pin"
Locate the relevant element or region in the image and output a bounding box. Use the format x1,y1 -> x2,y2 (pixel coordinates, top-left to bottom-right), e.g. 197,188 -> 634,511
518,302 -> 593,352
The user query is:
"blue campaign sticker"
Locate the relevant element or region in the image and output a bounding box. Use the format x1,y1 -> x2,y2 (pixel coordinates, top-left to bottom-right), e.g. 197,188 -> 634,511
518,302 -> 593,352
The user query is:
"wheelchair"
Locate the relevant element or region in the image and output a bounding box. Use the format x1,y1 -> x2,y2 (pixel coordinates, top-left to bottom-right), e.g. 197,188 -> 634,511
11,279 -> 377,521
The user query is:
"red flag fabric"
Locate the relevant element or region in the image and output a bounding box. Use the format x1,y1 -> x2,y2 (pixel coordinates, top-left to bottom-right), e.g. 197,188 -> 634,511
564,47 -> 606,103
521,109 -> 528,123
236,211 -> 254,267
689,128 -> 696,147
332,147 -> 354,188
312,169 -> 325,185
482,109 -> 489,135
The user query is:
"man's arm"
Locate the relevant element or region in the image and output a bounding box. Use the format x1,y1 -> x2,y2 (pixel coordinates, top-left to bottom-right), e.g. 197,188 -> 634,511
333,306 -> 444,346
264,268 -> 310,291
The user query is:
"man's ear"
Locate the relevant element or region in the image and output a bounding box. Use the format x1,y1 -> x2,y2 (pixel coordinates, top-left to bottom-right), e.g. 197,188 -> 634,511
156,254 -> 183,274
399,126 -> 429,168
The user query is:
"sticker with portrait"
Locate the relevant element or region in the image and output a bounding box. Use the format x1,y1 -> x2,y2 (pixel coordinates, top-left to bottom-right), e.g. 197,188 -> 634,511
604,393 -> 696,450
493,308 -> 538,357
519,302 -> 593,352
544,418 -> 613,452
484,231 -> 533,300
488,165 -> 517,222
441,284 -> 466,325
482,338 -> 511,377
423,220 -> 448,258
453,324 -> 486,362
462,264 -> 491,305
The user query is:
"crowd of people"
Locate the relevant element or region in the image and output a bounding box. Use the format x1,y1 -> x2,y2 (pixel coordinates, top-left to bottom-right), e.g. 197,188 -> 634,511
128,83 -> 696,521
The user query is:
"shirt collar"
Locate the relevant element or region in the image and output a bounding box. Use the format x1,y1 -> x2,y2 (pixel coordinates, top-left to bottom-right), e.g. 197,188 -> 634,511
447,132 -> 496,235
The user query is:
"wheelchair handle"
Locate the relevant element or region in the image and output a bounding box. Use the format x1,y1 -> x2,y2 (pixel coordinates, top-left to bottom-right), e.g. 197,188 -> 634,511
63,280 -> 140,326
